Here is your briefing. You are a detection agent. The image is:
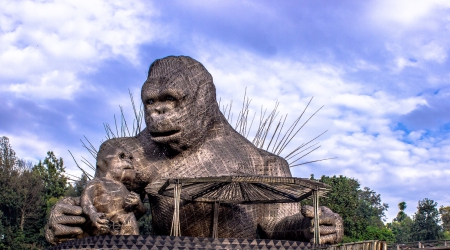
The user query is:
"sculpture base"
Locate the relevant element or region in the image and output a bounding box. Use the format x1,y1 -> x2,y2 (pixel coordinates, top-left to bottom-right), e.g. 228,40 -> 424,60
48,235 -> 326,250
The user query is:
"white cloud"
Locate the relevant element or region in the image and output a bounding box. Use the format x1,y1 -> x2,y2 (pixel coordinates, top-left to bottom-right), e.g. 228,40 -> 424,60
187,46 -> 450,221
368,1 -> 450,73
0,0 -> 165,99
3,131 -> 92,177
5,70 -> 82,99
370,0 -> 450,26
420,41 -> 447,63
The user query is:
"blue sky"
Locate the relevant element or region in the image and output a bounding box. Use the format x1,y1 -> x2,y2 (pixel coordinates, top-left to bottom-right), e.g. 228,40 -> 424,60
1,0 -> 450,221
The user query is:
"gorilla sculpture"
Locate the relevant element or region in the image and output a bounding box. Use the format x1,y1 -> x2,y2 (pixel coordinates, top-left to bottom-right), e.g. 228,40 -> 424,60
46,56 -> 343,245
81,139 -> 146,236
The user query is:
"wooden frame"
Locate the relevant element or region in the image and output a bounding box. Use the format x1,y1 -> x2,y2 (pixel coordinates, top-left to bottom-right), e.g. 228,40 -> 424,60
153,175 -> 329,240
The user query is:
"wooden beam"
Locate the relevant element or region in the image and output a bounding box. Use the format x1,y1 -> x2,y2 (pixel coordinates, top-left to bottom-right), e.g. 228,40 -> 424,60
252,183 -> 299,201
170,181 -> 181,236
313,187 -> 320,244
191,182 -> 229,200
212,201 -> 219,238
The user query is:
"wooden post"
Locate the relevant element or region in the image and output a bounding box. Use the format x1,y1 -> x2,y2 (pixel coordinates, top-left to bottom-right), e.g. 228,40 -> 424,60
212,201 -> 219,238
313,187 -> 320,244
170,180 -> 181,236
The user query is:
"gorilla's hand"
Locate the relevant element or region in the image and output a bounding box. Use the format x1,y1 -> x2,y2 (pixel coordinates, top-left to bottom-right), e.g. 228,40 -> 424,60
124,191 -> 141,209
45,197 -> 86,245
89,212 -> 109,233
301,205 -> 343,244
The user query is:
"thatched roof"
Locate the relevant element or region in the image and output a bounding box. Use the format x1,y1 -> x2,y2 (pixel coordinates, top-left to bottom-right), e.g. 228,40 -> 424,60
147,175 -> 330,204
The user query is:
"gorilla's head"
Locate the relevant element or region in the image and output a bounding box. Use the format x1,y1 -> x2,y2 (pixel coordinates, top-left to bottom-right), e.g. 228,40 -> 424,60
141,56 -> 221,153
95,139 -> 136,184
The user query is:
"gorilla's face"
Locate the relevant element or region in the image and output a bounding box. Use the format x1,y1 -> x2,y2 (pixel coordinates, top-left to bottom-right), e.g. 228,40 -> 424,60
96,144 -> 136,183
142,72 -> 215,153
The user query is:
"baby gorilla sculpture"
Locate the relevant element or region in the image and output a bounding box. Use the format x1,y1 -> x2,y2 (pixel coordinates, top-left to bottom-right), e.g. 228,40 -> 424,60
46,56 -> 343,245
81,139 -> 146,236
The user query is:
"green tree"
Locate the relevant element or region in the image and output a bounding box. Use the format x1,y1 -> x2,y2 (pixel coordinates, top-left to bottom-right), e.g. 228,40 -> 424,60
439,206 -> 450,232
362,226 -> 395,242
0,137 -> 46,249
358,187 -> 389,228
396,202 -> 407,222
411,198 -> 443,241
311,175 -> 393,242
65,174 -> 88,197
138,198 -> 153,235
388,202 -> 413,243
33,151 -> 69,212
74,174 -> 88,197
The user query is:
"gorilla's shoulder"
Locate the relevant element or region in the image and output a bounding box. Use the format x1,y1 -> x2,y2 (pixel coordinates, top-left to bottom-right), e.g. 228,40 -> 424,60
257,148 -> 288,165
256,148 -> 291,177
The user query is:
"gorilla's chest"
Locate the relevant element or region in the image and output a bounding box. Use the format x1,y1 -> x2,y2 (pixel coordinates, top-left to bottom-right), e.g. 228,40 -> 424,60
156,144 -> 264,179
150,195 -> 258,238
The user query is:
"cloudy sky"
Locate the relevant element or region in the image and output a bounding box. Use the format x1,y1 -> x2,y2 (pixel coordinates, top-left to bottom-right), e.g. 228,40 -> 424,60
1,0 -> 450,221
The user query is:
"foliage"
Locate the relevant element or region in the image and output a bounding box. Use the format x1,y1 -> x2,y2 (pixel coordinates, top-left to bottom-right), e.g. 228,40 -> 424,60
310,175 -> 392,243
395,201 -> 408,222
411,198 -> 443,241
0,137 -> 47,249
74,174 -> 88,196
361,226 -> 395,242
443,230 -> 450,240
388,202 -> 413,243
33,151 -> 68,203
439,206 -> 450,232
65,174 -> 88,197
0,137 -> 70,249
138,198 -> 153,235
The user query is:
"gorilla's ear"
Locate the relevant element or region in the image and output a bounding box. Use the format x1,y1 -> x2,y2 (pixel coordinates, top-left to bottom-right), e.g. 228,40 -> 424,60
94,158 -> 107,178
197,79 -> 216,101
195,79 -> 218,114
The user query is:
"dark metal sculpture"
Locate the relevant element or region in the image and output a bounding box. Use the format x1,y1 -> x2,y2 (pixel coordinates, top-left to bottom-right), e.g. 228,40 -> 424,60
45,56 -> 343,245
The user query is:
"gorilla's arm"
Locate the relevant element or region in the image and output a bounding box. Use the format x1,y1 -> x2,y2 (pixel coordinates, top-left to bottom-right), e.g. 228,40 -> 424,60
81,181 -> 109,233
257,154 -> 343,244
257,199 -> 343,244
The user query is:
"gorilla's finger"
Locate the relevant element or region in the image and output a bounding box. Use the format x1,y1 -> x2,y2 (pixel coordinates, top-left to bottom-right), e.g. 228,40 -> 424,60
301,205 -> 322,218
53,224 -> 83,236
55,203 -> 83,216
320,206 -> 333,213
53,215 -> 86,225
310,225 -> 336,235
319,234 -> 337,244
319,215 -> 337,225
96,223 -> 109,229
97,218 -> 109,225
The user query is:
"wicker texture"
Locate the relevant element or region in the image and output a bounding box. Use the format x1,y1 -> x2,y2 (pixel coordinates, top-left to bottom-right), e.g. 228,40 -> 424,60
46,56 -> 343,245
81,139 -> 146,236
149,176 -> 329,204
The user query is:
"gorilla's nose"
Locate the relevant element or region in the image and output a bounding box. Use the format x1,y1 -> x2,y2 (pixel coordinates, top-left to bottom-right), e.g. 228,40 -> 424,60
151,105 -> 169,116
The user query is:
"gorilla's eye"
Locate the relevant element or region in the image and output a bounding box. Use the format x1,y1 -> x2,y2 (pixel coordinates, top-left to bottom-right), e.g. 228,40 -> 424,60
165,96 -> 175,101
129,156 -> 133,160
146,99 -> 155,105
119,153 -> 126,159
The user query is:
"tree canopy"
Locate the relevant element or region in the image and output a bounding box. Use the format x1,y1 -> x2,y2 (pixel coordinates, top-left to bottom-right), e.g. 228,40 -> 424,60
0,137 -> 69,249
310,175 -> 393,243
411,198 -> 443,241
